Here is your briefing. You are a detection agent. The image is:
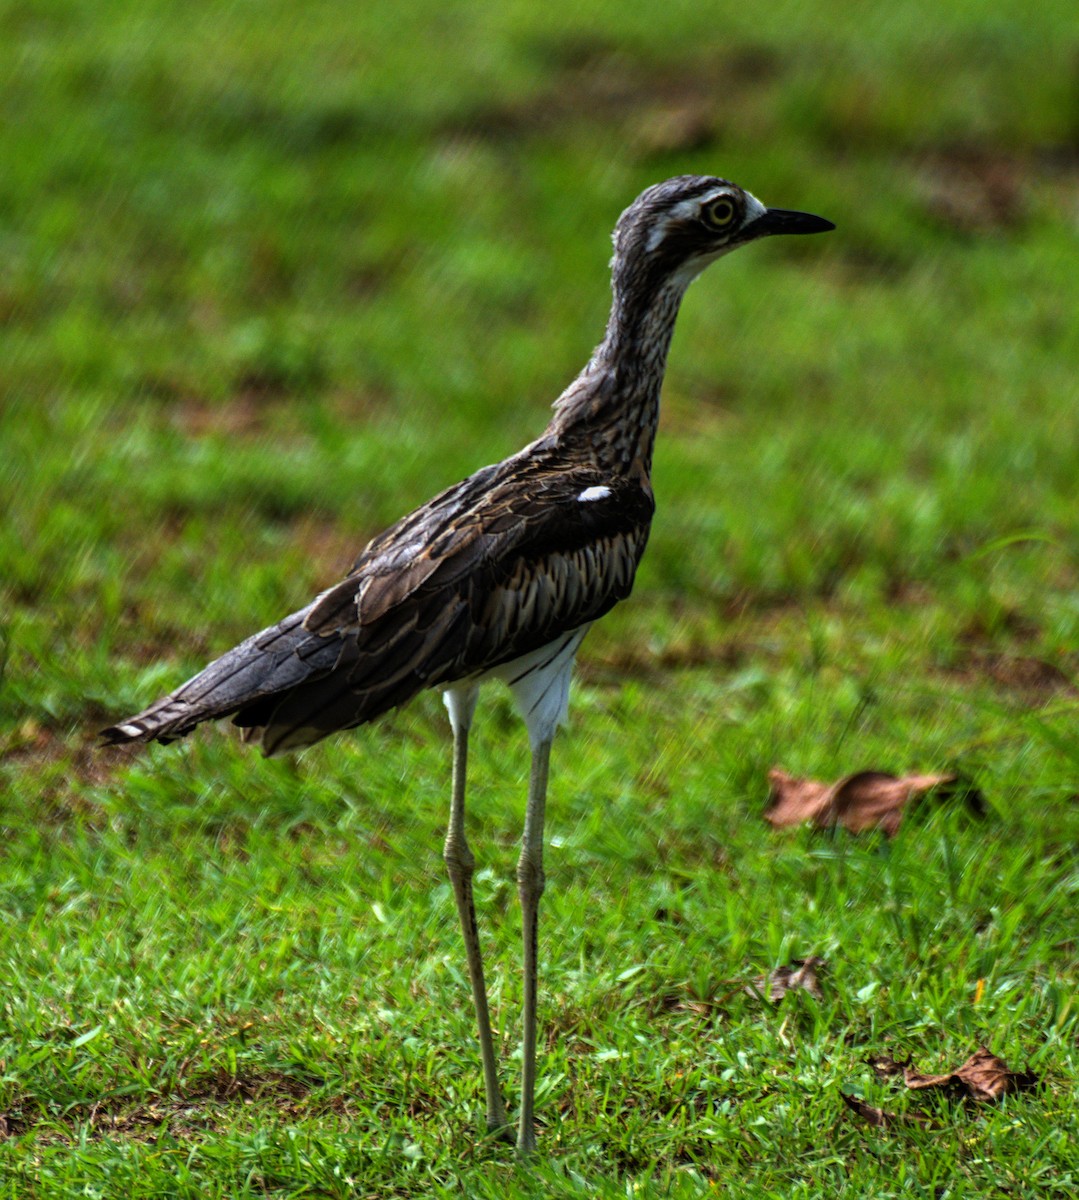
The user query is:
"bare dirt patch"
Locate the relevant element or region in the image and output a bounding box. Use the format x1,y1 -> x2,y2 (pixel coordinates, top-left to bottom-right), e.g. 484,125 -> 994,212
0,1067 -> 337,1144
915,146 -> 1027,233
177,391 -> 283,439
288,515 -> 368,583
135,379 -> 389,444
441,42 -> 785,154
580,638 -> 746,684
0,723 -> 125,820
952,650 -> 1076,701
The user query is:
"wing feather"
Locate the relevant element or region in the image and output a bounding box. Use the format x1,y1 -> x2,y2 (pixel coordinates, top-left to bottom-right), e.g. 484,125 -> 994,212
103,448 -> 654,752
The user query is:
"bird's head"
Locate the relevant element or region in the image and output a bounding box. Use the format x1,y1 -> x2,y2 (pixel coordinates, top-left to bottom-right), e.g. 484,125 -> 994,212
611,175 -> 834,292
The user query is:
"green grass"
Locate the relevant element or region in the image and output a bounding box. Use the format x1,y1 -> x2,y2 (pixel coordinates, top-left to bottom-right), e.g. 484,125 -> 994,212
2,1 -> 1078,1195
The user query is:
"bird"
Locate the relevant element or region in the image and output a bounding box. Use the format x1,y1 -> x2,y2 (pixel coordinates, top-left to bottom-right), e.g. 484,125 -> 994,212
102,174 -> 833,1154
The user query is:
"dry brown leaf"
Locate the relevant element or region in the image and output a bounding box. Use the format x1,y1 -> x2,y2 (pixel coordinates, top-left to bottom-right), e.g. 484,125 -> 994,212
830,772 -> 956,835
867,1052 -> 911,1079
840,1092 -> 902,1128
750,957 -> 826,1002
903,1047 -> 1038,1102
763,769 -> 833,826
841,1092 -> 935,1130
765,768 -> 980,836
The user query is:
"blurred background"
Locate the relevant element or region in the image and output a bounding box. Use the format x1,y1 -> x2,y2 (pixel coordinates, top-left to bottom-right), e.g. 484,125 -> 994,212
3,0 -> 1078,732
0,0 -> 1077,1191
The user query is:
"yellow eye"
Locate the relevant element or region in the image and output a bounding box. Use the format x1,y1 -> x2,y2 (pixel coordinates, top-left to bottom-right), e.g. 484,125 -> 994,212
704,197 -> 737,228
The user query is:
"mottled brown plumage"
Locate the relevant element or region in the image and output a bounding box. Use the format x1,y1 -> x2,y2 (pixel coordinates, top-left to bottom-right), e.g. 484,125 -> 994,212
102,174 -> 832,1153
102,443 -> 654,754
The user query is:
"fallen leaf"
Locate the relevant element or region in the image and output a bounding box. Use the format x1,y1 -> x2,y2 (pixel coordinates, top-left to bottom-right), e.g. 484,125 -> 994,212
867,1052 -> 911,1079
750,957 -> 826,1002
764,768 -> 981,835
903,1047 -> 1038,1102
840,1093 -> 901,1128
829,772 -> 958,835
763,770 -> 832,827
840,1092 -> 934,1129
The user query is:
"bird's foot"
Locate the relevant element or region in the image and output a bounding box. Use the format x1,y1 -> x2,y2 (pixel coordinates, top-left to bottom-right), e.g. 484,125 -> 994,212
483,1118 -> 516,1147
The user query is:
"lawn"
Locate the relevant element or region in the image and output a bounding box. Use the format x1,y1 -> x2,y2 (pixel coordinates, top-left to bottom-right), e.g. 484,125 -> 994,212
1,1 -> 1077,1195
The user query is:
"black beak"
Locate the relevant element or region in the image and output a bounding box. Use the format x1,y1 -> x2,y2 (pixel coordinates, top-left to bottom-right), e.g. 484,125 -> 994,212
748,207 -> 835,237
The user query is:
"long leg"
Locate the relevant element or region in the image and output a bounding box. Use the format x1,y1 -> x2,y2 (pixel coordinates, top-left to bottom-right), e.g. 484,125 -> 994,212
516,736 -> 552,1156
442,687 -> 511,1137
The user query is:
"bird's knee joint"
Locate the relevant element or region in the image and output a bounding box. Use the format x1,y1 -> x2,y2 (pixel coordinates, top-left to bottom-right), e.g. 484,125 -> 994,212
444,836 -> 475,877
516,856 -> 545,899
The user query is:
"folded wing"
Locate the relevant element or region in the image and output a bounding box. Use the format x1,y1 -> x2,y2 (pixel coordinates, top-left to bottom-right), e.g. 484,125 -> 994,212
102,455 -> 653,755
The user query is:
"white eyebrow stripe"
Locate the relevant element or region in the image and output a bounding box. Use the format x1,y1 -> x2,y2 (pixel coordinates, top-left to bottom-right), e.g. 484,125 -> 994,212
646,189 -> 749,251
672,195 -> 709,221
577,485 -> 611,502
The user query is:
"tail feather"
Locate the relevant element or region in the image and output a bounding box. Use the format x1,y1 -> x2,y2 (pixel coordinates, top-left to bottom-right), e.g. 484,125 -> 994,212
100,602 -> 346,746
102,566 -> 476,754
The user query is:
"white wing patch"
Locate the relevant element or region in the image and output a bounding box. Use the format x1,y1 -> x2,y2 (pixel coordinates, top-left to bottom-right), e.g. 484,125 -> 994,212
577,485 -> 611,503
